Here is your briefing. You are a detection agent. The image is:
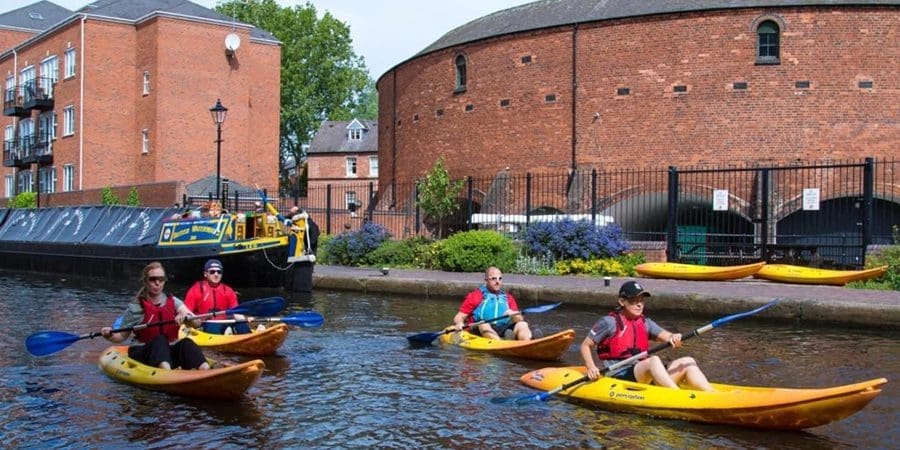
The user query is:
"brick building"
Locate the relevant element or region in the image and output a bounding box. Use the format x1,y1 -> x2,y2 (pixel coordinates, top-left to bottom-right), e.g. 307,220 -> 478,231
376,0 -> 898,202
307,118 -> 378,214
0,0 -> 281,206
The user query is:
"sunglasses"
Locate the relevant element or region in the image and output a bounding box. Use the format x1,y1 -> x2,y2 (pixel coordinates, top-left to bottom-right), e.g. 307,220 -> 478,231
206,270 -> 222,275
147,276 -> 166,283
486,276 -> 503,281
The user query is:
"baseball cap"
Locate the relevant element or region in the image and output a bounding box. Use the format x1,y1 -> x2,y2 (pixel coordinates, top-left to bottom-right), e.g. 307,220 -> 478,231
204,259 -> 223,272
619,280 -> 650,299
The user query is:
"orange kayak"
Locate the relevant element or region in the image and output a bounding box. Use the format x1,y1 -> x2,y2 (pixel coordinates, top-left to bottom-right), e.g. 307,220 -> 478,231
98,345 -> 264,400
754,264 -> 888,285
636,262 -> 765,281
180,323 -> 289,356
439,329 -> 575,360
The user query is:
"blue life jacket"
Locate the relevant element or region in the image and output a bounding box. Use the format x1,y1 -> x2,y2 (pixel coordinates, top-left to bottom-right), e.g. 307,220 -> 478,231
473,285 -> 510,327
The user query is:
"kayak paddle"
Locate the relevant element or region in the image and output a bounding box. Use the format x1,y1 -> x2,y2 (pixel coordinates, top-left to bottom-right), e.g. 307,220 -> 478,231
491,298 -> 780,404
205,310 -> 325,328
407,302 -> 562,344
25,296 -> 285,357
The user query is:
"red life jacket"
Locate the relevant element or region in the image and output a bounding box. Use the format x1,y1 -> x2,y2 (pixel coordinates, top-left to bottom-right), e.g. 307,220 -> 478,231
596,310 -> 649,361
133,295 -> 179,344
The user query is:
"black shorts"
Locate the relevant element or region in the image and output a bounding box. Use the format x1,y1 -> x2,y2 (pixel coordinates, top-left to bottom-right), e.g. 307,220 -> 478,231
608,365 -> 637,382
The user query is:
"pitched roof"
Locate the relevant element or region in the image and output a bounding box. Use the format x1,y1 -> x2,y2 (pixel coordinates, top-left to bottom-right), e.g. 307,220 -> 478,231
0,1 -> 73,32
379,0 -> 899,78
309,120 -> 378,154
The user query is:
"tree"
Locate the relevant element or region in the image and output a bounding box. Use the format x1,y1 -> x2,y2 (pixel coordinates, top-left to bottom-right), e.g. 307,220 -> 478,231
101,187 -> 120,205
217,0 -> 370,193
416,157 -> 465,239
126,187 -> 141,206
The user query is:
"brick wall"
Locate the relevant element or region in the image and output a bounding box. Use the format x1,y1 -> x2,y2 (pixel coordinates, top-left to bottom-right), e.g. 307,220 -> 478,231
377,6 -> 899,196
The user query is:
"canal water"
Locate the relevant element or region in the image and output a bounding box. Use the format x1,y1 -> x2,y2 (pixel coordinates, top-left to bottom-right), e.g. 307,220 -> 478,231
0,270 -> 896,448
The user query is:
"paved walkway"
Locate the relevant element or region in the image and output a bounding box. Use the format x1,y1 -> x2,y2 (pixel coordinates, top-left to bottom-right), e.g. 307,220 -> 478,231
312,265 -> 900,328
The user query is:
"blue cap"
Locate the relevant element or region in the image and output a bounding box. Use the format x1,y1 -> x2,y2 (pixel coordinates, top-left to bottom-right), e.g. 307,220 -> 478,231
204,259 -> 223,271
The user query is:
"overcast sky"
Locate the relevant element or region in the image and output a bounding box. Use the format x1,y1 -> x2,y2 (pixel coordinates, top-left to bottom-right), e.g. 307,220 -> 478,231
2,0 -> 533,79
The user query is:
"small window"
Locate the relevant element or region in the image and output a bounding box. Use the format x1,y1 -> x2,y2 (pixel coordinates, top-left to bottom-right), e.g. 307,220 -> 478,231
345,156 -> 357,177
64,48 -> 76,78
346,191 -> 359,211
413,113 -> 419,122
544,94 -> 556,103
756,20 -> 780,64
673,85 -> 687,93
733,82 -> 748,90
858,80 -> 873,89
499,99 -> 510,107
521,55 -> 532,64
454,54 -> 467,92
142,71 -> 150,95
4,175 -> 13,198
795,80 -> 810,89
369,156 -> 378,176
617,87 -> 630,96
349,128 -> 362,140
63,164 -> 75,192
39,167 -> 56,193
464,104 -> 474,112
436,109 -> 444,117
141,129 -> 150,153
63,105 -> 75,136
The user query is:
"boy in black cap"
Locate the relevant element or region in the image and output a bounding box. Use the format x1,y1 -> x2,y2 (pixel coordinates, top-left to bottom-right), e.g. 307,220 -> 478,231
578,280 -> 714,391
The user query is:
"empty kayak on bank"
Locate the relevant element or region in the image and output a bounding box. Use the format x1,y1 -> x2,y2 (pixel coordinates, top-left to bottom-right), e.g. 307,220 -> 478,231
98,345 -> 264,400
520,366 -> 886,430
636,262 -> 765,281
439,329 -> 575,361
179,323 -> 289,356
754,264 -> 888,286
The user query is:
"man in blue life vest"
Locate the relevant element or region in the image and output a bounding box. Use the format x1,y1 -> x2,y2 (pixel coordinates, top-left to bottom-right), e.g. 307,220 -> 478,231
579,280 -> 714,391
450,266 -> 533,340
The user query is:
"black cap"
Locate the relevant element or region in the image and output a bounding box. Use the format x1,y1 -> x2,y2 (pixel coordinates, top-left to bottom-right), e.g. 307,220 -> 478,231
619,280 -> 650,299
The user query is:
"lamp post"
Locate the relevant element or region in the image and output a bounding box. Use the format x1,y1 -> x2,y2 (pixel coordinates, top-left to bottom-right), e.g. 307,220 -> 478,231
209,99 -> 228,200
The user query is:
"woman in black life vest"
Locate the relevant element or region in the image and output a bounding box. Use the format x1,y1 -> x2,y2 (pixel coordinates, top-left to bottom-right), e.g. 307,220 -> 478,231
579,281 -> 714,391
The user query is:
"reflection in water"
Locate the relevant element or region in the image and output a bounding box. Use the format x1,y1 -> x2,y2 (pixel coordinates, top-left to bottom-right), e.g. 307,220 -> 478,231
0,270 -> 895,448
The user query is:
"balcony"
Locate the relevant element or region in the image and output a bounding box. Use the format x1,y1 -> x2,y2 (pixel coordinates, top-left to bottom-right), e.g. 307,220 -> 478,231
3,87 -> 27,117
24,132 -> 54,165
3,139 -> 22,167
22,78 -> 55,111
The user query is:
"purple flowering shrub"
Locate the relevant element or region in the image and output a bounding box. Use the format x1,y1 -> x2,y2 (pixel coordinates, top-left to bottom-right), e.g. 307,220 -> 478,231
322,222 -> 391,266
521,219 -> 629,260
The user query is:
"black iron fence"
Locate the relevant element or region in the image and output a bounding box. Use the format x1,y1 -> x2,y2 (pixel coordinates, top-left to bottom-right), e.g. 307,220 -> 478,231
186,158 -> 898,269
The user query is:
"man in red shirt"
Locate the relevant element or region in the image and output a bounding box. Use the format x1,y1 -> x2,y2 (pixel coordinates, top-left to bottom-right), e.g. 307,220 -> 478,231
451,266 -> 533,340
184,259 -> 248,334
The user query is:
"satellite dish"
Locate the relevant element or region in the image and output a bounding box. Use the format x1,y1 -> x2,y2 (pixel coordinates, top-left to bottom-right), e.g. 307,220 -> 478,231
225,33 -> 241,52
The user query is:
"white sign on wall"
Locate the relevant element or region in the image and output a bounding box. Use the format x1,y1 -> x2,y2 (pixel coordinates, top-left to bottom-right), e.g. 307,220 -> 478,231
713,189 -> 729,211
803,188 -> 821,211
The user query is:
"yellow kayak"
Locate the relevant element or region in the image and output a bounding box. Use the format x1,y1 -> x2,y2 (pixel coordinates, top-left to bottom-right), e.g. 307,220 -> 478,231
98,345 -> 264,400
754,264 -> 888,286
520,366 -> 886,430
439,329 -> 575,361
636,262 -> 765,281
179,323 -> 289,356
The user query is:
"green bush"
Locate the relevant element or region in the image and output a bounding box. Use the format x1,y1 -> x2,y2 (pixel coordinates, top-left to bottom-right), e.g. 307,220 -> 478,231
555,253 -> 646,276
437,230 -> 517,272
367,239 -> 419,267
8,191 -> 36,208
415,239 -> 444,270
101,186 -> 120,205
848,245 -> 900,291
316,234 -> 334,263
126,187 -> 140,206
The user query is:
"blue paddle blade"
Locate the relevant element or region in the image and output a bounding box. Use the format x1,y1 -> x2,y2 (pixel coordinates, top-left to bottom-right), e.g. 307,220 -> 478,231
282,311 -> 324,328
112,315 -> 124,329
522,302 -> 562,314
25,331 -> 83,356
407,331 -> 442,344
231,297 -> 285,317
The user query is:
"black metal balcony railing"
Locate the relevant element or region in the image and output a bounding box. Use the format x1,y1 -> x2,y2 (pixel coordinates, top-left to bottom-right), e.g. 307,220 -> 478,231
22,77 -> 55,111
26,131 -> 54,165
3,87 -> 27,117
3,138 -> 21,167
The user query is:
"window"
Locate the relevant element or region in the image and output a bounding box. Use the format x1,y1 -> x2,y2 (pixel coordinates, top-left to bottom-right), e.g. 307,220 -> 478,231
63,105 -> 75,136
19,66 -> 35,102
4,175 -> 13,198
141,129 -> 150,153
18,119 -> 34,155
40,56 -> 58,97
521,55 -> 532,64
38,112 -> 55,149
17,170 -> 33,193
63,164 -> 75,192
545,94 -> 556,103
4,75 -> 13,103
617,88 -> 630,96
349,128 -> 361,140
39,166 -> 56,193
345,190 -> 358,211
4,125 -> 12,152
64,48 -> 76,78
369,156 -> 378,177
500,99 -> 510,107
756,20 -> 780,64
346,156 -> 357,177
454,54 -> 467,92
142,71 -> 150,95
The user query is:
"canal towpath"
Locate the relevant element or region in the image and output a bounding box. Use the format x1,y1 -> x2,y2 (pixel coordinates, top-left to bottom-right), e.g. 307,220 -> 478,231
312,265 -> 900,329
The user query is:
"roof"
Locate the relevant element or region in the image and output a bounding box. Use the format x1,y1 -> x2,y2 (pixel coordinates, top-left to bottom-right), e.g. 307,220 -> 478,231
0,1 -> 73,32
308,119 -> 379,154
185,174 -> 257,197
382,0 -> 899,78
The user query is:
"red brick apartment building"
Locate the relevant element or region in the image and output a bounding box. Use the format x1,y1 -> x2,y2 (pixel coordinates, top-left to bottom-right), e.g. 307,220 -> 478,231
307,119 -> 378,214
0,0 -> 281,206
376,0 -> 899,199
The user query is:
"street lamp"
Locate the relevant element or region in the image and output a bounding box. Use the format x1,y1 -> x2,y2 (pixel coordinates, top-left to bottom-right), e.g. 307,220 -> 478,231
209,99 -> 228,200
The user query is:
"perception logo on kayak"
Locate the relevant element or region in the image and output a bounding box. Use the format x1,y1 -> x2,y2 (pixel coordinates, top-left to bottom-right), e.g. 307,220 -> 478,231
530,372 -> 544,382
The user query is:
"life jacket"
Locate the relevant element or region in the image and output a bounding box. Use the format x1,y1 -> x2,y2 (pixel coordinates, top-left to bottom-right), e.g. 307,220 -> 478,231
190,281 -> 236,318
596,310 -> 649,361
133,295 -> 179,344
472,286 -> 510,327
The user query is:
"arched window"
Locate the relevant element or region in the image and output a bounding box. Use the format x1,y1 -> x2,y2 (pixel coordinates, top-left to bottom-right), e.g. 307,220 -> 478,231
454,54 -> 467,92
756,20 -> 780,64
